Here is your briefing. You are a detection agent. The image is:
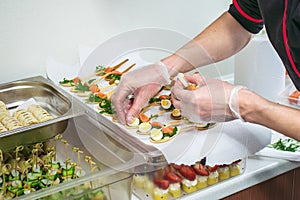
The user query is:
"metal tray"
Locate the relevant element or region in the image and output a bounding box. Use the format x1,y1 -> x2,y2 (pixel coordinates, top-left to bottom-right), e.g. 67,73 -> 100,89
0,76 -> 86,151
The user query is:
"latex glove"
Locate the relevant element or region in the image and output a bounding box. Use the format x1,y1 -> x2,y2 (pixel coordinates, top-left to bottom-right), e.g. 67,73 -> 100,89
171,73 -> 244,123
111,62 -> 170,124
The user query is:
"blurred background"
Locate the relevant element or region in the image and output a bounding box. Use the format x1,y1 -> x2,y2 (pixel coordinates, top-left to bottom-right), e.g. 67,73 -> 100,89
0,0 -> 231,83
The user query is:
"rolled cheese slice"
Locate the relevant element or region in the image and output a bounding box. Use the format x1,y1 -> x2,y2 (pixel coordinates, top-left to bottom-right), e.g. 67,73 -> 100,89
0,100 -> 10,121
2,116 -> 23,130
0,109 -> 10,121
0,100 -> 6,109
0,122 -> 7,133
14,109 -> 38,126
27,104 -> 53,122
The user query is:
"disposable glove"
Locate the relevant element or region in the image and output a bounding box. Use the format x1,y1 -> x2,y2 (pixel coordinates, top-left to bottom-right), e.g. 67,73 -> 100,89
111,62 -> 171,124
171,73 -> 245,123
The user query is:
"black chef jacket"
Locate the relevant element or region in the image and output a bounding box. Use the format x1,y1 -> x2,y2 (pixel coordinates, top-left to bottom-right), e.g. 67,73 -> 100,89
228,0 -> 300,90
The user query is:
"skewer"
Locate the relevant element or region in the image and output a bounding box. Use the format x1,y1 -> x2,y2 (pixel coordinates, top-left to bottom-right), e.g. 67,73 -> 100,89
90,62 -> 136,85
81,58 -> 130,82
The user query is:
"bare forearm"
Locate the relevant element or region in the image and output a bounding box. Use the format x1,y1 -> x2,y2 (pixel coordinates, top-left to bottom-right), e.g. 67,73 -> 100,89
239,89 -> 300,140
163,11 -> 252,77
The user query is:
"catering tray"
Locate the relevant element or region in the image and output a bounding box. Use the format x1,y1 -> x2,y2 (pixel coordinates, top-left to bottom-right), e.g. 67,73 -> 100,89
0,76 -> 86,151
0,76 -> 170,200
0,113 -> 136,200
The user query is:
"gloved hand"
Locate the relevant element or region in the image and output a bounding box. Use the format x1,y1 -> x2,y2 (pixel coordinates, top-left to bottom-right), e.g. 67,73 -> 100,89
171,73 -> 245,123
111,62 -> 171,124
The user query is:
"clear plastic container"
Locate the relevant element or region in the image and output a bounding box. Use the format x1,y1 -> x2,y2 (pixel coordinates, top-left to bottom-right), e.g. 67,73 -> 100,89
0,114 -> 138,200
133,158 -> 246,200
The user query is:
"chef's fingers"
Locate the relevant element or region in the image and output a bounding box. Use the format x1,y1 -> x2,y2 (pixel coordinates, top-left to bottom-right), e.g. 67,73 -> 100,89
126,84 -> 161,123
184,73 -> 207,86
171,80 -> 190,100
111,88 -> 132,124
171,85 -> 181,109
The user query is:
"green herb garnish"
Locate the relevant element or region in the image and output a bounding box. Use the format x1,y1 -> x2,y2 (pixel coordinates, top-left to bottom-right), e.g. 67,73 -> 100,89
99,98 -> 115,115
162,126 -> 178,139
108,74 -> 121,81
74,80 -> 89,92
149,97 -> 160,103
268,138 -> 300,152
87,94 -> 103,103
96,65 -> 105,71
59,78 -> 74,85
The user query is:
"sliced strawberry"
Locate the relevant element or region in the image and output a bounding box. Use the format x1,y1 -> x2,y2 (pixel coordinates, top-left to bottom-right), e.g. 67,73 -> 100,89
179,165 -> 196,181
193,163 -> 209,176
171,163 -> 182,170
165,171 -> 182,183
153,178 -> 170,190
154,166 -> 170,179
207,165 -> 219,172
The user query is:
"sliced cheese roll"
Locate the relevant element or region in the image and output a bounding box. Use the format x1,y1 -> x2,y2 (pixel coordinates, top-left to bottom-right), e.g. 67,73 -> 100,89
0,100 -> 6,109
0,109 -> 10,121
14,109 -> 38,126
1,116 -> 23,130
27,104 -> 53,122
0,122 -> 8,133
0,101 -> 10,121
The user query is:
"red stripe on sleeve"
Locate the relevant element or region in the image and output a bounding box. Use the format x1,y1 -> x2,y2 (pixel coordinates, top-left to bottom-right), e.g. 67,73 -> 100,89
233,0 -> 263,23
283,0 -> 300,77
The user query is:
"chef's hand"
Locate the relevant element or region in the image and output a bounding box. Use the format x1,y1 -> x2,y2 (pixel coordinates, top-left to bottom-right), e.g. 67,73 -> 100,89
171,73 -> 245,123
111,62 -> 171,124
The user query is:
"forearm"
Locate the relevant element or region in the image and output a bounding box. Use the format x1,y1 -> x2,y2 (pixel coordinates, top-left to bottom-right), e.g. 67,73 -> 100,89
239,89 -> 300,140
162,11 -> 252,77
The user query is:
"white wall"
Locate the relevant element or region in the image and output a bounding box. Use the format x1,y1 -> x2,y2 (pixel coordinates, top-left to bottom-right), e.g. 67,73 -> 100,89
0,0 -> 232,83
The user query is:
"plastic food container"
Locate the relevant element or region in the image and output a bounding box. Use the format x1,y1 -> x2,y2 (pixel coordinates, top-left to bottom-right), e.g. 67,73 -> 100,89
0,76 -> 168,200
0,114 -> 137,200
133,158 -> 246,200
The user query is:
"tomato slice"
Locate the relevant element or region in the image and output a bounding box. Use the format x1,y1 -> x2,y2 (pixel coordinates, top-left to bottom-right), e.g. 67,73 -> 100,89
139,113 -> 150,123
179,165 -> 196,181
193,163 -> 209,176
153,178 -> 170,190
165,171 -> 182,183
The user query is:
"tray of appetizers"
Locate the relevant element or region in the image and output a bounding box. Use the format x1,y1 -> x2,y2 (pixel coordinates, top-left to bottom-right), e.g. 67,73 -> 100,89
0,113 -> 140,200
0,76 -> 86,151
